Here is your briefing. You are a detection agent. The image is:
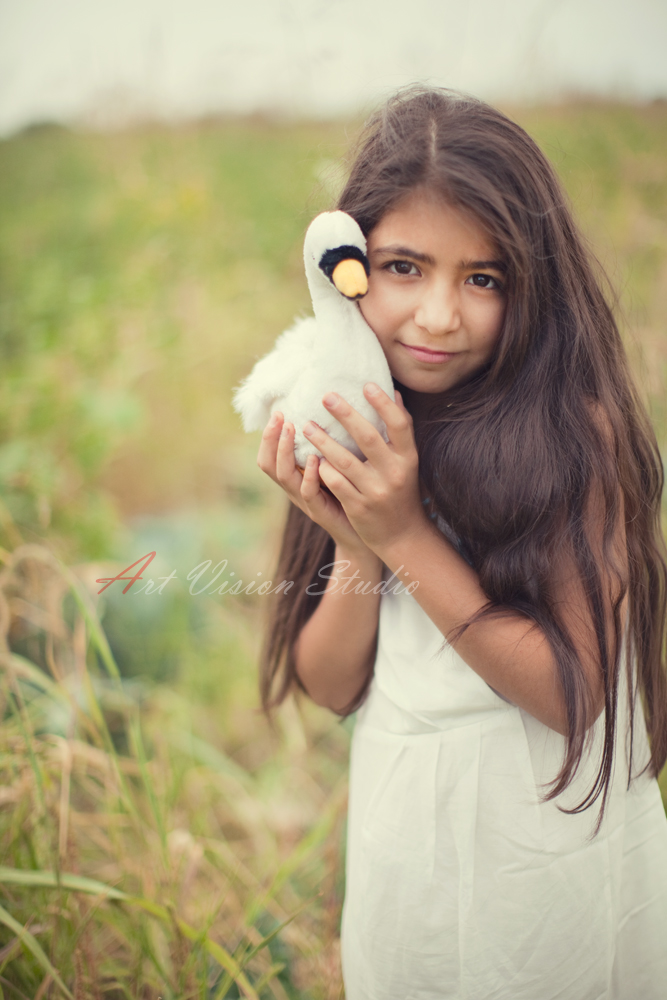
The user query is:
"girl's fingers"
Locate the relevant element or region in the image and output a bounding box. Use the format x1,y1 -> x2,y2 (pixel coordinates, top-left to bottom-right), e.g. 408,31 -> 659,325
362,383 -> 415,454
302,419 -> 365,492
316,386 -> 416,476
319,394 -> 382,465
260,414 -> 343,508
300,453 -> 322,504
300,454 -> 361,541
257,410 -> 284,478
274,421 -> 306,494
257,413 -> 363,548
317,456 -> 360,505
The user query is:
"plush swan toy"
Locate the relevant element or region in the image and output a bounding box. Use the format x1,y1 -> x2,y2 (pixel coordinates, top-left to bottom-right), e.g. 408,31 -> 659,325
233,211 -> 394,467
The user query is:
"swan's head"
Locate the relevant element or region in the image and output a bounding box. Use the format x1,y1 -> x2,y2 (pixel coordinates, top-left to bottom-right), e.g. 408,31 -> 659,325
304,211 -> 370,301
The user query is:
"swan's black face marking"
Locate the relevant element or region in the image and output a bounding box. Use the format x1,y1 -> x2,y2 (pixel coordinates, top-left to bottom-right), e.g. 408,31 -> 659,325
319,245 -> 370,281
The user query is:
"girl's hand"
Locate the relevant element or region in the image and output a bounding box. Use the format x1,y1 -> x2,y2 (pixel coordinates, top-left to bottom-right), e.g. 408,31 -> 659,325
256,410 -> 373,557
301,383 -> 428,555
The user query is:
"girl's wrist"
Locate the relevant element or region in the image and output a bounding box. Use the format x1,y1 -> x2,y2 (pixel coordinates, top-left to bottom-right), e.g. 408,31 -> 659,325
316,545 -> 383,606
372,511 -> 438,569
333,542 -> 383,574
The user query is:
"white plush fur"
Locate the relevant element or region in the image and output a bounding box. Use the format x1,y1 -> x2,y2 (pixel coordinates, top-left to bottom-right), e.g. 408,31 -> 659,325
233,211 -> 395,466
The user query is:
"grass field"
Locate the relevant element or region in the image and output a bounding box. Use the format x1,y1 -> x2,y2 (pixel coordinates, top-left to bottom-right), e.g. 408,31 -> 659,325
0,101 -> 666,997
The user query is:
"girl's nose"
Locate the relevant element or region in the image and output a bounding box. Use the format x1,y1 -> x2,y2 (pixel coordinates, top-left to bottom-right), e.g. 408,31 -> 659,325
414,280 -> 461,337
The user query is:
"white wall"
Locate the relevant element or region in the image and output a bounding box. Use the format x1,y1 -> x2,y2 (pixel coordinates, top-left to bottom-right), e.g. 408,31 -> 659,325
1,0 -> 666,134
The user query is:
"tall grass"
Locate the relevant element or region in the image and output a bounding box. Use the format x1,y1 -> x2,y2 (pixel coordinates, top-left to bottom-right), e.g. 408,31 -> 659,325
0,544 -> 349,997
0,102 -> 666,995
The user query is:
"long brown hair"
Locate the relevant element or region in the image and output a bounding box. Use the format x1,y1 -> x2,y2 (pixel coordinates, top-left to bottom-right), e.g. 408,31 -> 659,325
259,87 -> 667,822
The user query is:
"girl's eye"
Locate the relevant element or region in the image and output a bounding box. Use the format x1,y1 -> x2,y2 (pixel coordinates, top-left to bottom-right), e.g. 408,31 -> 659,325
466,273 -> 502,290
386,260 -> 420,277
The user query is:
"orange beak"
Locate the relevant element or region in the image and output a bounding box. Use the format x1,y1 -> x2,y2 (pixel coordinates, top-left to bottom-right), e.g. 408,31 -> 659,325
331,258 -> 369,300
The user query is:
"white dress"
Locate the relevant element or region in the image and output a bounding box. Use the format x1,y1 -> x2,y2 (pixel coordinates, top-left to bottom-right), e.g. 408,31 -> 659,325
341,558 -> 667,1000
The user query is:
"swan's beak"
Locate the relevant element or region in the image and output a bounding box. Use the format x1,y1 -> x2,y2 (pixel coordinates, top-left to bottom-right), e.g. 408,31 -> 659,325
331,258 -> 369,300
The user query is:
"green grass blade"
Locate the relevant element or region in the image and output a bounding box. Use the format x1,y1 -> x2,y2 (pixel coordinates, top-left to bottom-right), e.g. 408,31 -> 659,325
175,920 -> 259,1000
58,564 -> 122,683
0,654 -> 60,699
0,867 -> 128,900
254,964 -> 285,994
0,869 -> 261,999
0,673 -> 46,812
0,902 -> 73,999
129,715 -> 168,859
212,900 -> 308,1000
244,791 -> 342,925
168,730 -> 255,790
241,898 -> 310,968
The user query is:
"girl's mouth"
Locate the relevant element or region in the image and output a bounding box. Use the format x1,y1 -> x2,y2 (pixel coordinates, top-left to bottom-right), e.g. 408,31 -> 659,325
401,343 -> 457,364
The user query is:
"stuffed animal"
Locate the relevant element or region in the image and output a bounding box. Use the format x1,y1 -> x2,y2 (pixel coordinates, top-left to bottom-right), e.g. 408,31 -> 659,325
232,211 -> 395,467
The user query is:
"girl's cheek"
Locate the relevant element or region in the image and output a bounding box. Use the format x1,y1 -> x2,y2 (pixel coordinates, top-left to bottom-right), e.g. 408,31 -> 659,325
358,294 -> 383,334
470,295 -> 505,334
363,280 -> 410,327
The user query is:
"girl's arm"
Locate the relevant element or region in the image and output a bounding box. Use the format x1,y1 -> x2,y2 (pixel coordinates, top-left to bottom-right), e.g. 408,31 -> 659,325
257,411 -> 383,713
303,384 -> 617,735
377,517 -> 612,734
294,544 -> 382,713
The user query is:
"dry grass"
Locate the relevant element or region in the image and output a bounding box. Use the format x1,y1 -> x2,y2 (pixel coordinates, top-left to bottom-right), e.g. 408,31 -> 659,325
0,544 -> 348,997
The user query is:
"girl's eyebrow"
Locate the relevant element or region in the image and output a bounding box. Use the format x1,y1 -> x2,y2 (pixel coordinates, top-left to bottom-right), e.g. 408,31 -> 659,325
371,245 -> 506,273
462,258 -> 507,272
371,245 -> 436,265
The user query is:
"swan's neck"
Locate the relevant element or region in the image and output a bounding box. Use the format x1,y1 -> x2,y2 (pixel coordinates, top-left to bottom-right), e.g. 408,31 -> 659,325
306,266 -> 366,354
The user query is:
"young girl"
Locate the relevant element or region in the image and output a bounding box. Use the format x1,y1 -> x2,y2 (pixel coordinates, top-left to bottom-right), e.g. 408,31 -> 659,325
255,87 -> 667,999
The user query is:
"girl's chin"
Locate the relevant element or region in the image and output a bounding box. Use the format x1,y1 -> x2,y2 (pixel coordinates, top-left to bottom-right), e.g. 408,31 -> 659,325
393,378 -> 456,399
395,372 -> 458,393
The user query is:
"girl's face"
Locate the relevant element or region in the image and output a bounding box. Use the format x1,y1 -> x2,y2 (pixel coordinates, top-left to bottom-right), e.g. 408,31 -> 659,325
359,188 -> 507,396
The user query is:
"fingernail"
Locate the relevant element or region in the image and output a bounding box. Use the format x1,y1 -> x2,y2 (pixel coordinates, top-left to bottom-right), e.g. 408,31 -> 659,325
365,382 -> 379,395
303,421 -> 315,436
323,392 -> 338,407
269,412 -> 280,427
280,422 -> 289,437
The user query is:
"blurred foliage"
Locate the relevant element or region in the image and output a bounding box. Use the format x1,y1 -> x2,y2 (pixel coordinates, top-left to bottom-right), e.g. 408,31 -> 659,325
1,104 -> 664,564
0,119 -> 347,559
515,102 -> 667,438
0,103 -> 666,995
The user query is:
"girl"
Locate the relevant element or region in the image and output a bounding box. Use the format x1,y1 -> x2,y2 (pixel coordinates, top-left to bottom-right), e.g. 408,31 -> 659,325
255,87 -> 667,999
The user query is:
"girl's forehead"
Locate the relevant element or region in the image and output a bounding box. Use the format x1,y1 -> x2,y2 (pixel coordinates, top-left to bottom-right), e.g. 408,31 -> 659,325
369,189 -> 500,260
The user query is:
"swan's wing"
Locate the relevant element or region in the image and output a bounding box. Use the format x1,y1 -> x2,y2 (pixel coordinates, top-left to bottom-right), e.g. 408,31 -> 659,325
232,316 -> 315,431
